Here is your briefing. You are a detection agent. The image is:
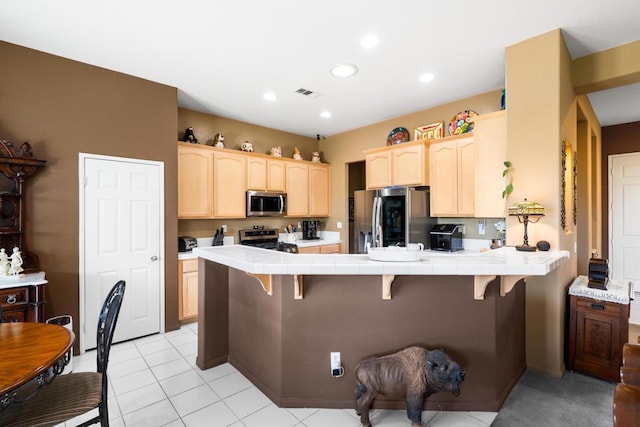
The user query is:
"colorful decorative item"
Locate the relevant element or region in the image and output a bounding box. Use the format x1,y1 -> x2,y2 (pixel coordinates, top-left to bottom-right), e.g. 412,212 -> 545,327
414,122 -> 444,140
448,110 -> 478,135
241,141 -> 254,152
386,127 -> 410,146
270,146 -> 282,157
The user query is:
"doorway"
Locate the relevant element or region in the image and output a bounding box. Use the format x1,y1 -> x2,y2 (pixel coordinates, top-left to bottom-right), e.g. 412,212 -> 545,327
609,152 -> 640,324
79,153 -> 165,352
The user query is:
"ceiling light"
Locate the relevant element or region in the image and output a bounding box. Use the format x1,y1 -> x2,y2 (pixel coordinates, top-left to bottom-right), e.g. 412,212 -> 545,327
263,92 -> 277,101
330,63 -> 358,78
320,111 -> 332,118
419,73 -> 435,83
360,35 -> 379,49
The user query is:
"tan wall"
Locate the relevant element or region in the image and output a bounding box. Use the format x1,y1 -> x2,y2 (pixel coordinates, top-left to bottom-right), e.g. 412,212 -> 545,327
177,108 -> 319,239
0,41 -> 180,349
320,91 -> 502,241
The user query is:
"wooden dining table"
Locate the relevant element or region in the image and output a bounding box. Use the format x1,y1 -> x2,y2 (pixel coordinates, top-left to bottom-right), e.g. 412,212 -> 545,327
0,322 -> 75,407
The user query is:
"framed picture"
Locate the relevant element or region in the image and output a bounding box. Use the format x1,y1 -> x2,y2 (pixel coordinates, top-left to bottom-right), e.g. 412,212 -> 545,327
414,121 -> 444,140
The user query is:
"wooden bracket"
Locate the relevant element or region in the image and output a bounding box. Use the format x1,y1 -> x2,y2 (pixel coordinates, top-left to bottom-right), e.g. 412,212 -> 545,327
382,275 -> 395,300
294,275 -> 303,299
246,273 -> 272,296
474,275 -> 496,300
500,275 -> 527,296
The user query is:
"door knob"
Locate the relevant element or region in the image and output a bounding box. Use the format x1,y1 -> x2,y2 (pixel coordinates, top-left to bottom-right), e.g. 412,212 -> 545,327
150,256 -> 158,261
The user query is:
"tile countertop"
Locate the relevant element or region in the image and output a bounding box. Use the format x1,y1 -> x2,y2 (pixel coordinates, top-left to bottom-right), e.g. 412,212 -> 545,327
192,245 -> 569,277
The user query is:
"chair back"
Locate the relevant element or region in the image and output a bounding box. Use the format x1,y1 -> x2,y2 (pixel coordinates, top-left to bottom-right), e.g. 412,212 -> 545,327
96,280 -> 125,375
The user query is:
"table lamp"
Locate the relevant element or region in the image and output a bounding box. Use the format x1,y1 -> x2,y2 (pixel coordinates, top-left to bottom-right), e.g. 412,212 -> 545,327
508,199 -> 545,251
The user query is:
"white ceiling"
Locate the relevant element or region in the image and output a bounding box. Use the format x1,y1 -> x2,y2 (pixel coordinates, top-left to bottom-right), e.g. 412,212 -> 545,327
1,0 -> 639,137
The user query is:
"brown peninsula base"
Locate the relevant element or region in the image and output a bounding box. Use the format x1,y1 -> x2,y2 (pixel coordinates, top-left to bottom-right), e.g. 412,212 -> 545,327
197,258 -> 525,412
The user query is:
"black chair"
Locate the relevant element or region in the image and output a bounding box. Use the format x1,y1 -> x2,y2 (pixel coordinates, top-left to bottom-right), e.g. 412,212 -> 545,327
0,280 -> 126,427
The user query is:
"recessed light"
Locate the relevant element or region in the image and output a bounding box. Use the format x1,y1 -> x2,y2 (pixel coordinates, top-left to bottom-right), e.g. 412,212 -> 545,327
419,73 -> 435,83
320,111 -> 332,118
330,63 -> 358,78
263,92 -> 277,101
360,35 -> 379,49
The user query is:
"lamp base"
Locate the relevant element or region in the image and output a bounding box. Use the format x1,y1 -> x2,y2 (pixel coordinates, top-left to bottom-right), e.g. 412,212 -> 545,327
516,244 -> 537,252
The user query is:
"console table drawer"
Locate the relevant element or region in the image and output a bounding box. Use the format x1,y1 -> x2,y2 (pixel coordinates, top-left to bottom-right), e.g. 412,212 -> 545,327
0,287 -> 28,307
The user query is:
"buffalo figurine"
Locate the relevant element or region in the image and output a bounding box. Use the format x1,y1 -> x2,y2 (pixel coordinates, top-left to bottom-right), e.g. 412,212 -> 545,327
354,346 -> 465,427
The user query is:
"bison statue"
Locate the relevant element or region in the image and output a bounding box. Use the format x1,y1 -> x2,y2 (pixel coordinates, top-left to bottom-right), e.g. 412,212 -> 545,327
354,346 -> 464,427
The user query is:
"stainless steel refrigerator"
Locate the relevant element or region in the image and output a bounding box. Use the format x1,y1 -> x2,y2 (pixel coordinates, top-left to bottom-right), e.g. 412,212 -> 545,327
353,187 -> 435,253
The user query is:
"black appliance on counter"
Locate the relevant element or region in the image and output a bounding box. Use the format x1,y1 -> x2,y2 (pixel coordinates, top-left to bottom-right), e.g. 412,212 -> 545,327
238,227 -> 298,253
429,224 -> 463,252
178,236 -> 197,252
302,220 -> 320,240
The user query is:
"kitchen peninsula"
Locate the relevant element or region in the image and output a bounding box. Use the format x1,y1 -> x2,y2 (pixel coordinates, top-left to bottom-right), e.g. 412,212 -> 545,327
193,246 -> 568,411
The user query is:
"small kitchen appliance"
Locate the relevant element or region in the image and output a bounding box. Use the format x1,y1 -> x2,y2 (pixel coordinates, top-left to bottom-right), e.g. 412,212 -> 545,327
302,220 -> 320,240
178,236 -> 197,252
429,224 -> 463,252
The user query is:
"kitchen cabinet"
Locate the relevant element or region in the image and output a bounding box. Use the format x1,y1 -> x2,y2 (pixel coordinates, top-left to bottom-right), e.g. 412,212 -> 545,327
297,243 -> 341,254
178,143 -> 214,218
473,110 -> 508,217
212,150 -> 247,218
568,294 -> 629,382
246,157 -> 286,192
364,140 -> 429,189
285,162 -> 331,217
178,259 -> 198,322
429,135 -> 474,217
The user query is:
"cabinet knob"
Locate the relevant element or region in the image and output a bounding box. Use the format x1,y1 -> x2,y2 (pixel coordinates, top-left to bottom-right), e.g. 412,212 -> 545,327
6,294 -> 17,304
150,256 -> 159,261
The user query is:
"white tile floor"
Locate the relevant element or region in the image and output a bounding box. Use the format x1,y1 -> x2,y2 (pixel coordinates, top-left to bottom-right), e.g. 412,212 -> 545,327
58,323 -> 497,427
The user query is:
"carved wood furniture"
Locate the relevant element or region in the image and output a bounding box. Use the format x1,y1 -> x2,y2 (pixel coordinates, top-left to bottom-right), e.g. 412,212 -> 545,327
0,139 -> 46,270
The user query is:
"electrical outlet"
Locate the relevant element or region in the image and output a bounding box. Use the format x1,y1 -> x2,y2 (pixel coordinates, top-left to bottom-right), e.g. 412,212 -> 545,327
221,224 -> 227,232
330,352 -> 341,369
337,222 -> 343,229
478,220 -> 486,235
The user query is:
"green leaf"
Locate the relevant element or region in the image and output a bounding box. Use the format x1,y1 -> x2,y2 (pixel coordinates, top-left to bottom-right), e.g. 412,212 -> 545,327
506,183 -> 513,195
504,161 -> 511,167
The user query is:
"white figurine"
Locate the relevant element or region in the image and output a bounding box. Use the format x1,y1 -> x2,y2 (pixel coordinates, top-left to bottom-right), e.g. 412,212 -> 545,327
0,248 -> 9,276
8,247 -> 23,275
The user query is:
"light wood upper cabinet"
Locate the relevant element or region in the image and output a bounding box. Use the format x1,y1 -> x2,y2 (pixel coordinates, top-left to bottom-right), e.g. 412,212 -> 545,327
178,143 -> 214,218
267,159 -> 286,192
429,135 -> 475,217
473,110 -> 508,218
246,156 -> 267,190
309,163 -> 330,217
212,150 -> 247,218
285,162 -> 331,217
364,140 -> 429,189
246,157 -> 286,192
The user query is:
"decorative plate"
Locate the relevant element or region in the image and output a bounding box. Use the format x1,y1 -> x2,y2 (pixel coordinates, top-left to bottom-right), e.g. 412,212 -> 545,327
386,127 -> 410,146
448,110 -> 479,135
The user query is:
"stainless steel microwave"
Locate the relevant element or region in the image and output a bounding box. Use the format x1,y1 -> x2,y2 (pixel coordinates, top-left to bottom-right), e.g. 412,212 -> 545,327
246,191 -> 287,217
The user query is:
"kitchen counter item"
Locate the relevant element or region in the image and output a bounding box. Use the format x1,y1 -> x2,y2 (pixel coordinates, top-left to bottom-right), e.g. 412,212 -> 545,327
178,236 -> 197,252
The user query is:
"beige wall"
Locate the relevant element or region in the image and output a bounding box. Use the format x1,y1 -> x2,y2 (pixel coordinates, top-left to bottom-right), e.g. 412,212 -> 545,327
0,41 -> 180,348
320,91 -> 502,240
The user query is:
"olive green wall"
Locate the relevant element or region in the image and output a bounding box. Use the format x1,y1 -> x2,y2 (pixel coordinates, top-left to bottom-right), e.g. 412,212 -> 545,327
0,41 -> 179,350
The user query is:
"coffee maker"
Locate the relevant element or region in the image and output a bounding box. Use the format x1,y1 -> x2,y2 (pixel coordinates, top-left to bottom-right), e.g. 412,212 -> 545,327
302,220 -> 320,240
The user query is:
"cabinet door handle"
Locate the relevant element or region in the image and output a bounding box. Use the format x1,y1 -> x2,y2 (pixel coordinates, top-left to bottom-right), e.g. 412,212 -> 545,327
590,303 -> 605,311
6,294 -> 17,304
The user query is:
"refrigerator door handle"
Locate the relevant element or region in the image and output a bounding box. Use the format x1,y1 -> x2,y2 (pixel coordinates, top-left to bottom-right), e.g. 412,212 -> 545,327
373,196 -> 383,247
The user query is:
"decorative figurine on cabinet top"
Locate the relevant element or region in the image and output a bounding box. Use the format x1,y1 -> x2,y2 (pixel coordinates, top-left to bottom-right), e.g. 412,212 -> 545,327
8,247 -> 23,276
270,146 -> 282,157
293,146 -> 302,160
213,133 -> 224,148
241,141 -> 254,152
182,127 -> 198,144
0,248 -> 9,276
311,151 -> 321,163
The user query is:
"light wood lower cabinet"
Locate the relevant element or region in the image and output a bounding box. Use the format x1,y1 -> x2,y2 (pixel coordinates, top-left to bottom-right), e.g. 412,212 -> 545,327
297,243 -> 341,254
178,259 -> 198,322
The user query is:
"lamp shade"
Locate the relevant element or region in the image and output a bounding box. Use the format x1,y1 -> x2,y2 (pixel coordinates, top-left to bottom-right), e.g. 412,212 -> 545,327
508,199 -> 545,217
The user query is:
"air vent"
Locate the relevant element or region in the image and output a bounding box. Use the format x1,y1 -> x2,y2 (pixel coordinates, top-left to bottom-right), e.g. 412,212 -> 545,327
295,88 -> 322,99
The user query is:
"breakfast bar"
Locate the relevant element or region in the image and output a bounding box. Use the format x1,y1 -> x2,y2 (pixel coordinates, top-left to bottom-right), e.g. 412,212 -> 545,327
193,246 -> 569,411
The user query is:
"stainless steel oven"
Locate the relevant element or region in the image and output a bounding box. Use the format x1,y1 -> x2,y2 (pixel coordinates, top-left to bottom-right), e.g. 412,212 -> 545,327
246,191 -> 286,217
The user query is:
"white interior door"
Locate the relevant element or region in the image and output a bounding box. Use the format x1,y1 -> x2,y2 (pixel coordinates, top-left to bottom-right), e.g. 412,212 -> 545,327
80,154 -> 164,351
609,153 -> 640,324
